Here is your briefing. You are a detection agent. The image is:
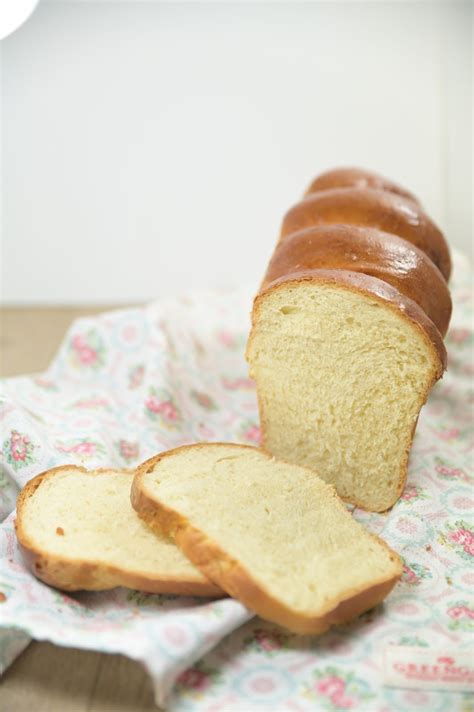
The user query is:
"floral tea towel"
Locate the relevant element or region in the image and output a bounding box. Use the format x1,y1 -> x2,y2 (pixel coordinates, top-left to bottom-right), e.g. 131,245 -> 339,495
1,253 -> 473,711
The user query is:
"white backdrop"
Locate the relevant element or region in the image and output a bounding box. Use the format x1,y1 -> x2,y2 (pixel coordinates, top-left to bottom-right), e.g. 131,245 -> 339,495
2,0 -> 472,304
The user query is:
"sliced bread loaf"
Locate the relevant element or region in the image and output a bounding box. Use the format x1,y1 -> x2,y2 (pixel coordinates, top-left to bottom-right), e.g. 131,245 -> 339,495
246,271 -> 445,512
131,443 -> 402,635
16,465 -> 222,596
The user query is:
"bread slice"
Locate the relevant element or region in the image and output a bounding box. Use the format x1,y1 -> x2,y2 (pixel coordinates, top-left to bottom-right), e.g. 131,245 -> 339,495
246,270 -> 446,512
16,465 -> 222,596
131,443 -> 403,635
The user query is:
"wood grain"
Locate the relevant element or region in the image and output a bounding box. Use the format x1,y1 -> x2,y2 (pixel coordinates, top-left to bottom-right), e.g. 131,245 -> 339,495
0,306 -> 127,377
1,642 -> 157,712
0,306 -> 161,712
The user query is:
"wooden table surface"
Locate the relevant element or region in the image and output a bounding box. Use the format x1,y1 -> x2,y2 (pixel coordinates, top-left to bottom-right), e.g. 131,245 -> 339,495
1,307 -> 159,711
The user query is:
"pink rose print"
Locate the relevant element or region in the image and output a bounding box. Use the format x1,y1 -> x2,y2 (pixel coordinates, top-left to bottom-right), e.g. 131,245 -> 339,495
221,376 -> 255,391
69,330 -> 105,370
11,433 -> 30,461
159,401 -> 178,421
117,439 -> 139,462
446,601 -> 474,631
244,628 -> 288,655
439,520 -> 474,561
316,676 -> 354,709
3,430 -> 36,471
56,441 -> 96,455
73,338 -> 95,365
435,461 -> 465,480
449,528 -> 474,557
145,395 -> 162,414
401,485 -> 427,503
55,438 -> 105,459
145,388 -> 182,429
239,421 -> 261,445
245,426 -> 261,443
146,397 -> 177,420
402,564 -> 419,585
306,667 -> 373,709
401,560 -> 432,586
448,606 -> 471,620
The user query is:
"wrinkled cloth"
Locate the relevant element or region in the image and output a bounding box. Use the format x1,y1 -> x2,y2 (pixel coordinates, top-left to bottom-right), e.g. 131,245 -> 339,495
0,254 -> 472,711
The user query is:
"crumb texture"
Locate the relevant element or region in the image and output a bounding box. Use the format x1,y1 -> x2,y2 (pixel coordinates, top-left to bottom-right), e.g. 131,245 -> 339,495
20,468 -> 204,578
247,282 -> 439,511
141,444 -> 401,615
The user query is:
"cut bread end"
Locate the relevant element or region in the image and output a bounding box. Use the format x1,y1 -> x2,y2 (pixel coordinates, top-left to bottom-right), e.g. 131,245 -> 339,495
246,270 -> 445,511
132,443 -> 403,635
16,465 -> 222,596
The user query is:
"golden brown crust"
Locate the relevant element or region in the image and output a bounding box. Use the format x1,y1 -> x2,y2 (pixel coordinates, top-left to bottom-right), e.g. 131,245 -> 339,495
15,465 -> 222,597
280,187 -> 451,279
263,225 -> 452,336
305,167 -> 419,203
256,269 -> 447,373
248,271 -> 446,511
132,445 -> 403,634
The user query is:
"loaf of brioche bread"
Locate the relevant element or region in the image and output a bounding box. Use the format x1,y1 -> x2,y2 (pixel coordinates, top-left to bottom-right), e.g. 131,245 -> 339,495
247,168 -> 450,512
132,443 -> 402,634
16,465 -> 221,596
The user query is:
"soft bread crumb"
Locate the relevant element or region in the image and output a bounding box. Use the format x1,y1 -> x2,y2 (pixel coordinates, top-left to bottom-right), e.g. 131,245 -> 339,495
16,466 -> 221,595
247,281 -> 440,511
135,444 -> 402,631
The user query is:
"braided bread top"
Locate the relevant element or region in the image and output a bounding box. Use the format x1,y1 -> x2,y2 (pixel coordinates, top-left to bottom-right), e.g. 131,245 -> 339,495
280,187 -> 451,280
264,225 -> 451,336
305,167 -> 418,203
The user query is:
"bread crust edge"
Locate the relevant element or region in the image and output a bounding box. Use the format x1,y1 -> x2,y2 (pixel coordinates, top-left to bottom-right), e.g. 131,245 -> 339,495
132,445 -> 403,635
15,465 -> 222,597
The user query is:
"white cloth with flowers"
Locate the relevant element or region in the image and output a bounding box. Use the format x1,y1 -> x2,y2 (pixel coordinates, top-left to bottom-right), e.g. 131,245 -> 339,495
0,254 -> 473,711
